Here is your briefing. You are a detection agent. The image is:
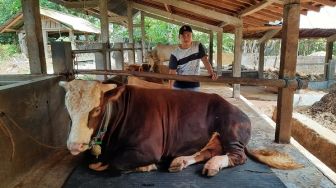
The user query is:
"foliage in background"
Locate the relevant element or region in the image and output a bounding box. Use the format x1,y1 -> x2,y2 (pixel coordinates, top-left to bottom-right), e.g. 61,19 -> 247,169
0,0 -> 99,44
298,38 -> 326,56
0,44 -> 20,61
111,16 -> 234,53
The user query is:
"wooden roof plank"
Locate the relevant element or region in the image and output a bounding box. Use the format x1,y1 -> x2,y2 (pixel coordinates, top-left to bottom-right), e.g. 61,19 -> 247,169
48,0 -> 98,8
239,0 -> 276,17
312,0 -> 336,6
132,2 -> 222,31
150,0 -> 242,26
327,33 -> 336,42
258,29 -> 281,43
142,12 -> 210,33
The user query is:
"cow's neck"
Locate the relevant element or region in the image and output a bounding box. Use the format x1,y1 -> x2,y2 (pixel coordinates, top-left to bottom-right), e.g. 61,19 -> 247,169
89,101 -> 113,147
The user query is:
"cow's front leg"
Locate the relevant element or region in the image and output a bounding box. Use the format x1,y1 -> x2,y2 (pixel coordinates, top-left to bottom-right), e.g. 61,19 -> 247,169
169,132 -> 222,172
89,162 -> 109,171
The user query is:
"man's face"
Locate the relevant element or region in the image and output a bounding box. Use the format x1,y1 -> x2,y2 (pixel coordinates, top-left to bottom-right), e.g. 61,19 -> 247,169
179,31 -> 192,45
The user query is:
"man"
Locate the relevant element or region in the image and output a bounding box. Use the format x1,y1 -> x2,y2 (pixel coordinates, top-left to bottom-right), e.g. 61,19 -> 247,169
169,25 -> 217,91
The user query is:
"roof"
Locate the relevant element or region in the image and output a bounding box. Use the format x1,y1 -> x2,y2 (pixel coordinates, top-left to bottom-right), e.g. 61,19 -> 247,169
50,0 -> 336,38
0,8 -> 100,34
244,6 -> 336,39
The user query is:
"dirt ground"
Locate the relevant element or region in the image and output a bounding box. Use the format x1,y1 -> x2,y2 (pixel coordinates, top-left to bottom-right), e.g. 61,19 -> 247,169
240,86 -> 336,135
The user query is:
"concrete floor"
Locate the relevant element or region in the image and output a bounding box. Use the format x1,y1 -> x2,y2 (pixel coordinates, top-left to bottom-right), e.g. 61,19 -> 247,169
201,83 -> 336,188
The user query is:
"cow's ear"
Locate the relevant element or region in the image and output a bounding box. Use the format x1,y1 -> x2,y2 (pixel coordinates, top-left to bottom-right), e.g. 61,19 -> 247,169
59,81 -> 70,91
100,83 -> 117,93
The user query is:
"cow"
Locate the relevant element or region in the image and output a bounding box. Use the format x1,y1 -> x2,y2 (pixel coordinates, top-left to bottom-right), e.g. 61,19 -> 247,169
59,80 -> 303,176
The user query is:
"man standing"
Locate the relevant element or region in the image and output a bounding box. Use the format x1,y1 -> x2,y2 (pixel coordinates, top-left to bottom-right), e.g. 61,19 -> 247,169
169,25 -> 217,91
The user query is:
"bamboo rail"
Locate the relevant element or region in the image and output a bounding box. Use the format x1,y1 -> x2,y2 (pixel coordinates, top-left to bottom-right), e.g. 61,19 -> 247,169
74,69 -> 308,89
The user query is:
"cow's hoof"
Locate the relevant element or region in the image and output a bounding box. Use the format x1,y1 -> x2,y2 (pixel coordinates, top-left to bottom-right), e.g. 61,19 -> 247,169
202,155 -> 229,176
202,167 -> 219,176
89,162 -> 109,171
135,164 -> 158,172
168,156 -> 195,172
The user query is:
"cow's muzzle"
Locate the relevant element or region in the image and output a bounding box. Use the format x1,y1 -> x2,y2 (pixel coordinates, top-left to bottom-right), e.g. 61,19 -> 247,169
68,142 -> 89,155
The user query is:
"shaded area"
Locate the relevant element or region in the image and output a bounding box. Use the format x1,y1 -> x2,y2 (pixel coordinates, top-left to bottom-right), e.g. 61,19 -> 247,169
64,158 -> 285,188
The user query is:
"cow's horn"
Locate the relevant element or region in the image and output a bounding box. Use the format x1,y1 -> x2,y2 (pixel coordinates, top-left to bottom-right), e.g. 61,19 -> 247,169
100,83 -> 117,93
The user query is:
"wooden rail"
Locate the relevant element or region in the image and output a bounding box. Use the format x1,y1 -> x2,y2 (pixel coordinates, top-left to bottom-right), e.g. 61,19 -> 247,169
75,69 -> 308,89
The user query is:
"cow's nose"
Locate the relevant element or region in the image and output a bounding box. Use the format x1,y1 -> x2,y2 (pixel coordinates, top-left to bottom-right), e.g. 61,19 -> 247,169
68,143 -> 86,155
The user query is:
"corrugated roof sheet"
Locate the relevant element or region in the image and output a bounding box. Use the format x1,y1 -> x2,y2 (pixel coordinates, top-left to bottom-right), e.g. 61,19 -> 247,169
40,8 -> 100,34
0,8 -> 100,34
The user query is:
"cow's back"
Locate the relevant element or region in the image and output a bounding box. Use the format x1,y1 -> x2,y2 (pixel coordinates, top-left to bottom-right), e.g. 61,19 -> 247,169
103,85 -> 250,169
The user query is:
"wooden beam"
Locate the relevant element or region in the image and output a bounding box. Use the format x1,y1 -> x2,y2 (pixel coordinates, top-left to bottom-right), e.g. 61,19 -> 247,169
217,32 -> 223,75
150,0 -> 242,26
233,26 -> 243,99
128,1 -> 135,64
164,3 -> 172,13
258,29 -> 280,43
276,0 -> 301,144
133,2 -> 222,32
258,42 -> 265,78
324,41 -> 334,80
142,12 -> 210,34
76,69 -> 307,89
301,3 -> 321,12
312,0 -> 336,6
244,26 -> 282,32
209,32 -> 214,66
239,0 -> 275,17
96,0 -> 110,80
218,22 -> 229,28
48,0 -> 98,8
21,0 -> 46,74
0,14 -> 23,33
141,12 -> 146,63
327,33 -> 336,42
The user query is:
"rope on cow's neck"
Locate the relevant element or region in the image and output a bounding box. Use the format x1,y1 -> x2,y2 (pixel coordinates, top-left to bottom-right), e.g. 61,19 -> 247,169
0,112 -> 66,161
89,101 -> 113,158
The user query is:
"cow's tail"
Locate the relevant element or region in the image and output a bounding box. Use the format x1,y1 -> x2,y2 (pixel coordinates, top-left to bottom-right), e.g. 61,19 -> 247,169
244,147 -> 304,170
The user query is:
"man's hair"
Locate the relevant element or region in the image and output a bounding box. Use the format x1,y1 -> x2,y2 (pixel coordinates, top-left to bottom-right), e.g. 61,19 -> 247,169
179,25 -> 193,35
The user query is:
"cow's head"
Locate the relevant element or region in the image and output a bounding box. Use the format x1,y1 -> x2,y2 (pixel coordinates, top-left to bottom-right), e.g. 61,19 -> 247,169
59,80 -> 116,155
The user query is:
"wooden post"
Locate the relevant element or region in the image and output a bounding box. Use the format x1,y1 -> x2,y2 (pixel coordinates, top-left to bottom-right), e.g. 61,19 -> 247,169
42,30 -> 49,58
98,0 -> 110,80
69,30 -> 75,50
51,42 -> 74,80
209,31 -> 214,66
275,0 -> 301,144
233,26 -> 243,99
21,0 -> 47,74
216,31 -> 223,76
111,43 -> 123,70
328,59 -> 335,81
324,41 -> 334,80
141,11 -> 146,63
127,1 -> 135,64
258,42 -> 265,78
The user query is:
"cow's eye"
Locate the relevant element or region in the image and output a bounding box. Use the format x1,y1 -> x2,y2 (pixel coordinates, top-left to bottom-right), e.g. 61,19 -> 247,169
92,107 -> 101,117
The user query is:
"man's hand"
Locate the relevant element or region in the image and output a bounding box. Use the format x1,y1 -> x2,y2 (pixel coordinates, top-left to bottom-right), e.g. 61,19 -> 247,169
210,72 -> 218,80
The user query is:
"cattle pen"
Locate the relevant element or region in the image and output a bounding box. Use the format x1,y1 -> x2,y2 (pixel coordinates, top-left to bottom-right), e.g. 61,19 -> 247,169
1,0 -> 336,187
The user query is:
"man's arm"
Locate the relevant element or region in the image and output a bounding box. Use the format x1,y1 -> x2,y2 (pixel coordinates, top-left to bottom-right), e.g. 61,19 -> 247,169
198,43 -> 217,80
169,69 -> 177,89
168,54 -> 178,89
201,56 -> 218,80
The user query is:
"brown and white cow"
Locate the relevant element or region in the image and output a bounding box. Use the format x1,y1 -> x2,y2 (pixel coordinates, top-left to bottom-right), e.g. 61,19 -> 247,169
59,80 -> 303,176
